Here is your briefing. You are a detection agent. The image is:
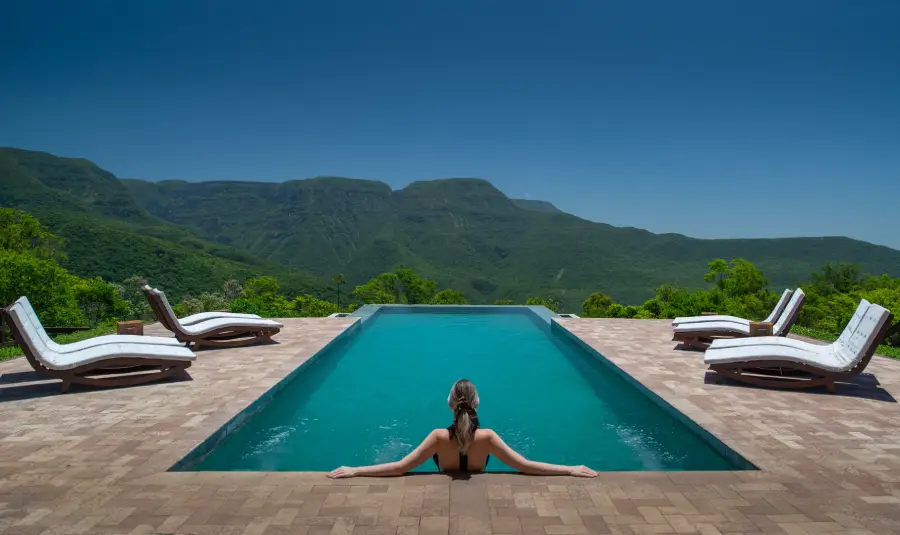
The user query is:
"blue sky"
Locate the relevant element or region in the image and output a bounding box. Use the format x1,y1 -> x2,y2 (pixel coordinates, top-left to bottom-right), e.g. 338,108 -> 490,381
2,0 -> 899,250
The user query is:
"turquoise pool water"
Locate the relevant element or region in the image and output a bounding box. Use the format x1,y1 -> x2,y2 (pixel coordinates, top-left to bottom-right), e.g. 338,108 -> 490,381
186,307 -> 751,472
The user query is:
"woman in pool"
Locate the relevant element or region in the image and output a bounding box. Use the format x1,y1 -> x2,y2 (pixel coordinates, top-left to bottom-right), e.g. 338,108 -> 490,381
328,378 -> 598,478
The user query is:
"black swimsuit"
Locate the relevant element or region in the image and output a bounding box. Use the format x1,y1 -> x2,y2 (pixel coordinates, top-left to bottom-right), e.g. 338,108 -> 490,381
432,415 -> 490,472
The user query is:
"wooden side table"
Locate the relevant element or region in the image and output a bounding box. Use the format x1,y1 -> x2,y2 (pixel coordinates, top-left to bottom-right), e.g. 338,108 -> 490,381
117,320 -> 144,336
749,321 -> 773,337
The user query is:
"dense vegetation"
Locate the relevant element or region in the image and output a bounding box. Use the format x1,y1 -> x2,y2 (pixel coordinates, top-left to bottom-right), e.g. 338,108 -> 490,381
3,147 -> 899,310
125,174 -> 900,310
1,208 -> 896,361
579,258 -> 900,358
0,148 -> 324,299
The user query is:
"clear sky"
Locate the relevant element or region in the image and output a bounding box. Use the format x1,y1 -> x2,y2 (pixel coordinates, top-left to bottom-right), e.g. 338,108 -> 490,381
2,0 -> 899,250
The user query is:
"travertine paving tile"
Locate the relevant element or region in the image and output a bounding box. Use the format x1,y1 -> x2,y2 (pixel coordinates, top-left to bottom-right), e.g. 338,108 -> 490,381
1,317 -> 900,534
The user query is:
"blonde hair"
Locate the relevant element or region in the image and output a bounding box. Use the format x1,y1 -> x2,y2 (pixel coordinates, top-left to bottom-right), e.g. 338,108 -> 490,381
448,379 -> 479,453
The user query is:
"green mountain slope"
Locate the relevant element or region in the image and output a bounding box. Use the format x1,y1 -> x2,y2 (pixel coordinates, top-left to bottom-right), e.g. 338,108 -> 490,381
0,148 -> 324,298
4,147 -> 898,310
122,172 -> 900,309
511,199 -> 562,213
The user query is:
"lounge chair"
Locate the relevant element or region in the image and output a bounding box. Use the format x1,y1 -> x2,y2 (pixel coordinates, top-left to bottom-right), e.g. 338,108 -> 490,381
140,285 -> 262,325
705,299 -> 893,393
672,288 -> 793,326
143,287 -> 283,349
673,289 -> 805,350
3,297 -> 195,393
12,296 -> 187,352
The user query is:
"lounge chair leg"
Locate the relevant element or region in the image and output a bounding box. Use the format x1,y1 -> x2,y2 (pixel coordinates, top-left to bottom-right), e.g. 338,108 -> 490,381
826,381 -> 836,394
60,379 -> 71,394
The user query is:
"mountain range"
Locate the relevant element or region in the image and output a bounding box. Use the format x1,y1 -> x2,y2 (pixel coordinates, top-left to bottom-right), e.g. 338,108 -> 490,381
2,147 -> 899,310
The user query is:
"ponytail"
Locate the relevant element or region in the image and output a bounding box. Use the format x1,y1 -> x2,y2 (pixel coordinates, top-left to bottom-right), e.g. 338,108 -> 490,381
449,378 -> 478,453
453,405 -> 475,453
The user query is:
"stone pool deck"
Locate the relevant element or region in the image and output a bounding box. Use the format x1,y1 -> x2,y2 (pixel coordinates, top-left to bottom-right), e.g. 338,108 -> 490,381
1,318 -> 900,534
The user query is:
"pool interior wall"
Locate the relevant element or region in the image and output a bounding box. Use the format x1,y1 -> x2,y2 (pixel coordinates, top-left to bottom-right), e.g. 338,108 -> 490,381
171,306 -> 755,472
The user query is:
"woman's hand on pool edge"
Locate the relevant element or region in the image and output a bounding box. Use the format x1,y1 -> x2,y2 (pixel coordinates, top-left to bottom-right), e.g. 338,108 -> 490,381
327,466 -> 358,478
568,465 -> 598,477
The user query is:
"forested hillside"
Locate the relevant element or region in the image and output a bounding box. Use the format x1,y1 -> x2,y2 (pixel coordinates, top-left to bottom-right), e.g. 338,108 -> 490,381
0,148 -> 324,298
2,147 -> 899,309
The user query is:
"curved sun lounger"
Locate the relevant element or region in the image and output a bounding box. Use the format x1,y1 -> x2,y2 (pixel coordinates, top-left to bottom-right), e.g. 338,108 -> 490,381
15,296 -> 186,352
673,289 -> 805,350
141,286 -> 262,325
143,287 -> 283,349
3,297 -> 195,393
672,288 -> 793,326
705,299 -> 893,393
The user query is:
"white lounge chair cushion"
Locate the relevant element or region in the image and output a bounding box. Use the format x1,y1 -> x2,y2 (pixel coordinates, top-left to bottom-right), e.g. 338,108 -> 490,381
676,289 -> 804,337
702,335 -> 828,351
673,289 -> 793,326
7,298 -> 196,371
178,311 -> 262,325
705,301 -> 890,374
151,288 -> 280,333
51,334 -> 185,353
771,289 -> 805,335
178,317 -> 284,335
15,296 -> 184,353
36,342 -> 196,371
674,321 -> 751,336
673,315 -> 751,327
705,342 -> 851,373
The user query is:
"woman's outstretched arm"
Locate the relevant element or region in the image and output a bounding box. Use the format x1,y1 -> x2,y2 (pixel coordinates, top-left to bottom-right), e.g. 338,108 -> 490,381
328,430 -> 440,478
486,430 -> 598,477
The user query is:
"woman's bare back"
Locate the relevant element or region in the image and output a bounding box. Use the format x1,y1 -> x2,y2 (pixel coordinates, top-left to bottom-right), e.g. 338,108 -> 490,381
431,428 -> 494,472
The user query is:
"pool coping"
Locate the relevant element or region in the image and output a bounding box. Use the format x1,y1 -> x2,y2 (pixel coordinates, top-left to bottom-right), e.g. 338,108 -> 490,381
351,304 -> 560,324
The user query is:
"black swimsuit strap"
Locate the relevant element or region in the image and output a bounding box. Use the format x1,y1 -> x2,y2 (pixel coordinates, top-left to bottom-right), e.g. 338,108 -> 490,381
433,414 -> 484,472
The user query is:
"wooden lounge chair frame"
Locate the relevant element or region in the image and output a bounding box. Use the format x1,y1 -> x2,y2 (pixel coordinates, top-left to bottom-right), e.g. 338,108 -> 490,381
675,292 -> 806,351
1,307 -> 191,393
142,287 -> 280,349
708,312 -> 894,393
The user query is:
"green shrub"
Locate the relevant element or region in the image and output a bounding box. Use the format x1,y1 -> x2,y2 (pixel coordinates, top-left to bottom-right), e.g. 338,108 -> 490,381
582,292 -> 614,317
0,250 -> 84,326
525,297 -> 559,313
431,289 -> 468,305
294,294 -> 339,317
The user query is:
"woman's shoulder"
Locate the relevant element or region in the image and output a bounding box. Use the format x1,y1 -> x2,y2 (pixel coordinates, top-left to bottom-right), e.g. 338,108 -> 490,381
474,428 -> 496,440
429,428 -> 453,440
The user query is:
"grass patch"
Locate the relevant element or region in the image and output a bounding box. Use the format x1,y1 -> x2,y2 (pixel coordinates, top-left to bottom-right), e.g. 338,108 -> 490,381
792,325 -> 900,360
0,324 -> 118,361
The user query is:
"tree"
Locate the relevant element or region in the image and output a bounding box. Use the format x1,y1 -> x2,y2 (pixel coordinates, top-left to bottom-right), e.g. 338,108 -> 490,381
431,289 -> 468,305
582,292 -> 614,317
331,274 -> 347,309
352,273 -> 398,304
394,266 -> 437,304
74,277 -> 127,325
119,275 -> 150,318
0,250 -> 84,326
811,263 -> 861,295
493,299 -> 515,305
294,294 -> 339,317
526,297 -> 559,313
244,276 -> 281,297
703,258 -> 729,290
0,208 -> 66,261
722,258 -> 768,297
223,279 -> 243,301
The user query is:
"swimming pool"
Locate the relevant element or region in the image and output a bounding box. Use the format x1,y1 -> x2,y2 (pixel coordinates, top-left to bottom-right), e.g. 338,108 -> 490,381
179,306 -> 752,472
